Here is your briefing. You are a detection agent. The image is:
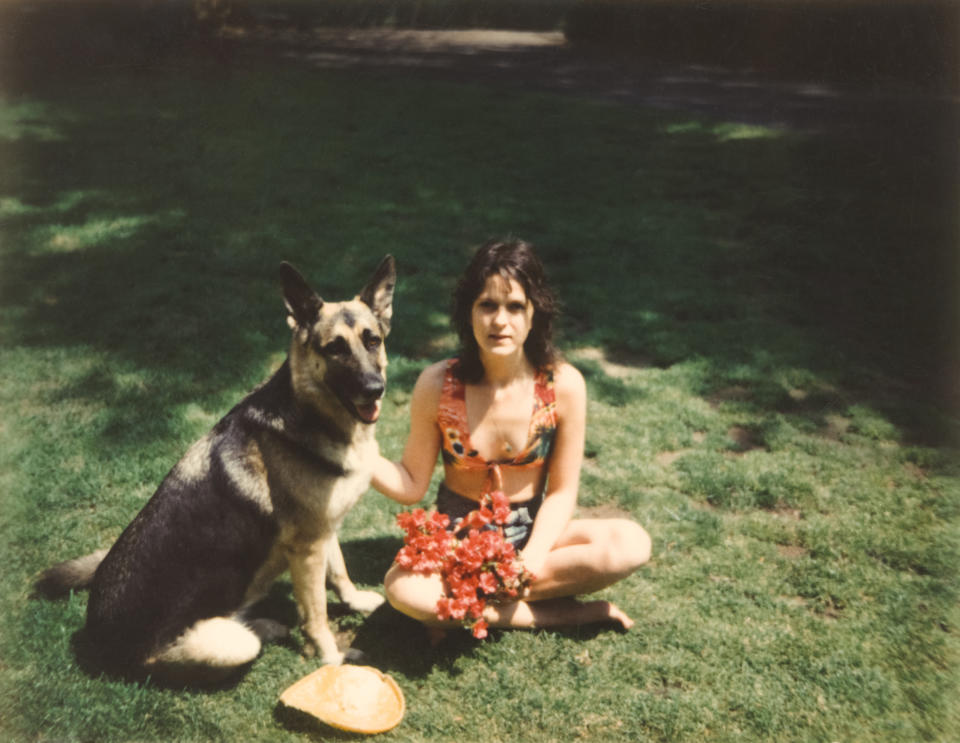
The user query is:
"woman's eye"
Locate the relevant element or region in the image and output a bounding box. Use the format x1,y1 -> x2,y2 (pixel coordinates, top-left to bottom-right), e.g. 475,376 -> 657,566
508,302 -> 526,312
479,300 -> 498,311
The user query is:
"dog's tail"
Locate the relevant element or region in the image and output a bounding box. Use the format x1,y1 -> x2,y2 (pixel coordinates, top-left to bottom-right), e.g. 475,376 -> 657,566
33,549 -> 108,598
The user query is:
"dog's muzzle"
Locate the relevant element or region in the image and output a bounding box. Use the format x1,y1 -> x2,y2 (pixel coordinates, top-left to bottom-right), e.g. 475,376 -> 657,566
351,376 -> 385,424
353,398 -> 382,424
327,367 -> 385,424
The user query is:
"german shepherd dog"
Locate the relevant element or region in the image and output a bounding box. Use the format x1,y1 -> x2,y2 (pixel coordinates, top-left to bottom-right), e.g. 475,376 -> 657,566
36,257 -> 396,684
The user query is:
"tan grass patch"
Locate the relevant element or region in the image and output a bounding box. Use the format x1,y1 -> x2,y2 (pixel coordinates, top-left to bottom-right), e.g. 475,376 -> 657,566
48,233 -> 81,251
225,27 -> 565,52
573,346 -> 648,378
578,503 -> 634,520
726,425 -> 764,454
777,544 -> 809,559
773,507 -> 803,521
820,603 -> 843,621
821,414 -> 851,440
655,449 -> 691,467
183,403 -> 217,427
903,462 -> 928,480
574,714 -> 624,738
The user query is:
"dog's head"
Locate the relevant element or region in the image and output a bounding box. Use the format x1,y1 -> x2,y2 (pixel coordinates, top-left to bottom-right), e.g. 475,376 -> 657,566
281,256 -> 396,424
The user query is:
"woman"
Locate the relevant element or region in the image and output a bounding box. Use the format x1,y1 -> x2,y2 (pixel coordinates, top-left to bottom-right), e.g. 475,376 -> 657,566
372,239 -> 651,632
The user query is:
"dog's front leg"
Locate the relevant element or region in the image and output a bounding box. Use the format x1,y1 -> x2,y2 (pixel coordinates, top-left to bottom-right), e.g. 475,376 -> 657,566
288,538 -> 342,664
326,534 -> 385,613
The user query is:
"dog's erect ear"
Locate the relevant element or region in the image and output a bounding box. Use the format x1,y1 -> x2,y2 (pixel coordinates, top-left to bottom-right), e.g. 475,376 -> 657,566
358,255 -> 396,336
280,262 -> 324,333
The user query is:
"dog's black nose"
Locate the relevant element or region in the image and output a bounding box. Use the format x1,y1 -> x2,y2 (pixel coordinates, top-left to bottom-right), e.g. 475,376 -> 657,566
360,375 -> 385,400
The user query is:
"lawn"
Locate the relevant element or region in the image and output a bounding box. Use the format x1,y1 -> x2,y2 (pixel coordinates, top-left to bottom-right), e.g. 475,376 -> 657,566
1,23 -> 958,743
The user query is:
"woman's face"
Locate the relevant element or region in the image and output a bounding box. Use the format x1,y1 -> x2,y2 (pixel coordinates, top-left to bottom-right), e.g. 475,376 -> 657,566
471,273 -> 535,360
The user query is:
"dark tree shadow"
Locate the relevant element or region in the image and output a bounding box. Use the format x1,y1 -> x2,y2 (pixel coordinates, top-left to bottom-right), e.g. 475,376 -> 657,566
347,602 -> 482,678
1,0 -> 955,482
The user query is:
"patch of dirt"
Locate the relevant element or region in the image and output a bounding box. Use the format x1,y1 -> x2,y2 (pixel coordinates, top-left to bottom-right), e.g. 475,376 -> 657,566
224,27 -> 565,52
726,425 -> 764,454
903,462 -> 928,480
821,414 -> 852,440
773,507 -> 803,521
574,346 -> 649,379
776,544 -> 809,559
655,449 -> 690,467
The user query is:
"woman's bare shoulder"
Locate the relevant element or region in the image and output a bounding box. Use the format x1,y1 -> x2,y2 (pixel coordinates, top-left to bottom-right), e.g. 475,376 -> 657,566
417,359 -> 449,386
410,359 -> 451,406
551,361 -> 586,397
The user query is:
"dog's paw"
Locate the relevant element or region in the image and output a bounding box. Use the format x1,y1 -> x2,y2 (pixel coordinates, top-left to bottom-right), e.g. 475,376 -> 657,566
321,649 -> 346,666
347,590 -> 385,613
301,636 -> 345,665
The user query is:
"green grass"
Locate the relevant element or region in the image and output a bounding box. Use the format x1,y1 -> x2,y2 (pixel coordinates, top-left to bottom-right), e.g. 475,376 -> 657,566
1,34 -> 958,743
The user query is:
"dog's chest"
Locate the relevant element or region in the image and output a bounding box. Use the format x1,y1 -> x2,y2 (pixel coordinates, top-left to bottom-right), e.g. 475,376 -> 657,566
277,433 -> 376,525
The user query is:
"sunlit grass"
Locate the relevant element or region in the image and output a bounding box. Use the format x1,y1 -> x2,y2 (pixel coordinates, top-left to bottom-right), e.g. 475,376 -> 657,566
1,37 -> 957,743
661,121 -> 787,141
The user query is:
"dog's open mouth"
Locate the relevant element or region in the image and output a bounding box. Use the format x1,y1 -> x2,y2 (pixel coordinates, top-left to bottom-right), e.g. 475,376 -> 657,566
353,399 -> 382,424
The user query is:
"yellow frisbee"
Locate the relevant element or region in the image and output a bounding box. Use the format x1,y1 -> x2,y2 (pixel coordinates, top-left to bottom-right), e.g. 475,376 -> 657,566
278,665 -> 405,735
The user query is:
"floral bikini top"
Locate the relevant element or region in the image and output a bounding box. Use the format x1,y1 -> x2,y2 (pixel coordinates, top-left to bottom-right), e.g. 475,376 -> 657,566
437,359 -> 558,487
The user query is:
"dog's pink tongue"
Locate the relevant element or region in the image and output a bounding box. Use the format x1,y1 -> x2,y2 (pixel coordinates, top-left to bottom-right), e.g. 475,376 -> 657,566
357,399 -> 381,423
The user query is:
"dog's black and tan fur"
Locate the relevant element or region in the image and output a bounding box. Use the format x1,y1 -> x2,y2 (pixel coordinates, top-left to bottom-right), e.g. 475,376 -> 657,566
36,257 -> 396,684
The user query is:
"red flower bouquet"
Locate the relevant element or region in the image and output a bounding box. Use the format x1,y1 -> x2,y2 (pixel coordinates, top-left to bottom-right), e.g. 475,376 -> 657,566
394,491 -> 535,638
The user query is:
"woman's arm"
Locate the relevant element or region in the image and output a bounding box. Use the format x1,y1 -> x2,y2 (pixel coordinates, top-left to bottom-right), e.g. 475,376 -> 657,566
371,362 -> 445,505
519,362 -> 586,576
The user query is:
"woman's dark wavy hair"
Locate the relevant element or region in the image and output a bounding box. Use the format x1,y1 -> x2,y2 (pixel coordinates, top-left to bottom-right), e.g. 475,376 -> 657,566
451,239 -> 559,383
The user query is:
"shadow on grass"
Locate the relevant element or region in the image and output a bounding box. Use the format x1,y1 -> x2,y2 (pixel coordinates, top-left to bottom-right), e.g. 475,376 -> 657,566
3,20 -> 957,743
1,21 -> 956,457
348,595 -> 635,679
68,627 -> 260,692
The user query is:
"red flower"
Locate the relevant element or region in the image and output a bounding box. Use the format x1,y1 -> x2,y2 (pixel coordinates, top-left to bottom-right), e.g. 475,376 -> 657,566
472,620 -> 489,639
489,491 -> 512,523
394,491 -> 535,639
478,571 -> 498,594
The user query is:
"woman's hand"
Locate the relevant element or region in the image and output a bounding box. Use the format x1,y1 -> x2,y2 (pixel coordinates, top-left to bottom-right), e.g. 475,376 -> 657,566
518,547 -> 547,584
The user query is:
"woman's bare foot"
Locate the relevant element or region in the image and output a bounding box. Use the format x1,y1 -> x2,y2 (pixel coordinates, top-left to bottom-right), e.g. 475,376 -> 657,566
509,597 -> 635,630
605,601 -> 634,630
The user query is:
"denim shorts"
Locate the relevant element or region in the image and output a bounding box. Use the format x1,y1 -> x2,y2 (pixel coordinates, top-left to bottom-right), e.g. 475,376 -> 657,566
435,483 -> 542,550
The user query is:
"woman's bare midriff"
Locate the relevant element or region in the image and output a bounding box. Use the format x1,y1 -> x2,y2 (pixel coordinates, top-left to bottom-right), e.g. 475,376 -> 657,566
441,464 -> 547,504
